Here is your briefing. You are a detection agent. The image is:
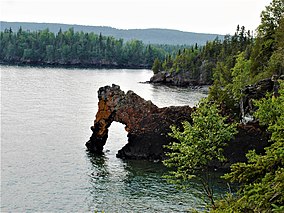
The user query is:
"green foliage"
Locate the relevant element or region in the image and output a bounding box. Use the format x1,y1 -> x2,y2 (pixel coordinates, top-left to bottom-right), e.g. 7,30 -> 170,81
208,0 -> 283,113
152,58 -> 162,74
0,28 -> 175,68
250,0 -> 284,78
207,0 -> 284,113
230,52 -> 251,101
254,80 -> 284,146
169,48 -> 199,75
265,15 -> 284,76
207,27 -> 254,112
160,1 -> 283,212
212,81 -> 284,213
257,0 -> 284,38
209,2 -> 284,208
163,99 -> 237,207
152,28 -> 253,85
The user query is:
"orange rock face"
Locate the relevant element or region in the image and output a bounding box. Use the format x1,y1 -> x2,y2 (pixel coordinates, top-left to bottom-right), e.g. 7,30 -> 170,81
86,84 -> 192,160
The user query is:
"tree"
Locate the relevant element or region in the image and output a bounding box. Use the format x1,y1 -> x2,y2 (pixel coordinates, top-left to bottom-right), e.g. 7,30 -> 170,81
152,58 -> 161,74
230,52 -> 251,101
207,24 -> 255,117
162,54 -> 173,71
163,99 -> 237,208
265,16 -> 284,76
250,0 -> 284,77
208,61 -> 237,113
45,45 -> 55,62
257,0 -> 284,38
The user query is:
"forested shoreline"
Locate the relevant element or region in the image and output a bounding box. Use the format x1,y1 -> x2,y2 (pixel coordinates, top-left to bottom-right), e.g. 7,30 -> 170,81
0,27 -> 190,69
151,25 -> 254,85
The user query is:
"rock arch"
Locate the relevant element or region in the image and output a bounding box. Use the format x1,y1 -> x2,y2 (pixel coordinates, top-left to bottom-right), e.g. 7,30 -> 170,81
86,84 -> 270,164
86,84 -> 193,160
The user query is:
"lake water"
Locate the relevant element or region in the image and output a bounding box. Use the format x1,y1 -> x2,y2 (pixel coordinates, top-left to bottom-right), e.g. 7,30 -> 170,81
1,65 -> 220,212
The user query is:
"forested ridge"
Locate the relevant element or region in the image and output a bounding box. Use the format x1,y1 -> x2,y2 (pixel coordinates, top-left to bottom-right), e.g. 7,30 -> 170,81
0,21 -> 224,45
0,27 -> 189,68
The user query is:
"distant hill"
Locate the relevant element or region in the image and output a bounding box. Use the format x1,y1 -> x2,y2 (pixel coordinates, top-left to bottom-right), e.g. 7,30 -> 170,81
0,21 -> 224,45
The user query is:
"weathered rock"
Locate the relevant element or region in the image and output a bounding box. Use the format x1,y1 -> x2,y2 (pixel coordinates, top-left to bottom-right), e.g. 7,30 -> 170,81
222,123 -> 269,168
241,78 -> 274,118
86,84 -> 193,160
240,75 -> 284,122
86,84 -> 269,165
150,70 -> 199,87
149,60 -> 214,87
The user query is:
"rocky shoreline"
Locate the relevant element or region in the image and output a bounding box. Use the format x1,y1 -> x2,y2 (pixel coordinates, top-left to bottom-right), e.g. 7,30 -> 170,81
149,69 -> 213,87
86,84 -> 269,168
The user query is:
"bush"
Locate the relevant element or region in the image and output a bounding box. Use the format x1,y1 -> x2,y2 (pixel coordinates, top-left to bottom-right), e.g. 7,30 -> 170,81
163,98 -> 237,208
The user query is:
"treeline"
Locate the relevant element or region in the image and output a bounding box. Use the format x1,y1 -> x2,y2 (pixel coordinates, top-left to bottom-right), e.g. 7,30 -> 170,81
0,27 -> 188,68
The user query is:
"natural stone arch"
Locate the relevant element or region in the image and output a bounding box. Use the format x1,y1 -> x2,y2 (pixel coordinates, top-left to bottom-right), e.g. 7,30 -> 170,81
86,84 -> 270,164
86,84 -> 193,160
106,122 -> 128,152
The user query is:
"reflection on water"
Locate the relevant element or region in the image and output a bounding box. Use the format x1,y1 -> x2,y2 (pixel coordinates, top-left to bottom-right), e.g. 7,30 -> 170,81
87,152 -> 110,180
86,151 -> 206,212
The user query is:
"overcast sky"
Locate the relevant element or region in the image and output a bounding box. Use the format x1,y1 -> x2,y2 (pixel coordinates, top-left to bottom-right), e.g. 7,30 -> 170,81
1,0 -> 272,35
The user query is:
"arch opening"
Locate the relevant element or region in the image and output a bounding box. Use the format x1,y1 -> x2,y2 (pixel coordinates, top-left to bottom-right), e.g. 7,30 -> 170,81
104,122 -> 128,156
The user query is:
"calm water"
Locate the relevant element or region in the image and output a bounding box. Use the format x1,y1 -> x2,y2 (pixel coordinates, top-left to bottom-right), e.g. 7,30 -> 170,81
1,65 -> 217,212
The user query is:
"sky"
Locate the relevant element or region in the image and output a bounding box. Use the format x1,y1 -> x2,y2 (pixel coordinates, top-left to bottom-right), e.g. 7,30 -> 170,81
0,0 -> 272,35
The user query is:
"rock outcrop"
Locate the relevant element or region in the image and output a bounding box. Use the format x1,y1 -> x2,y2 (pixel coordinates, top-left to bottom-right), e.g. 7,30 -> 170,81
86,84 -> 269,164
149,70 -> 200,87
239,75 -> 283,124
149,62 -> 213,87
240,78 -> 274,120
86,84 -> 193,160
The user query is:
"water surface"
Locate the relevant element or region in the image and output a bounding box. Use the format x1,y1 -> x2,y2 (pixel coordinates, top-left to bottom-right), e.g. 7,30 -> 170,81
1,66 -> 215,212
